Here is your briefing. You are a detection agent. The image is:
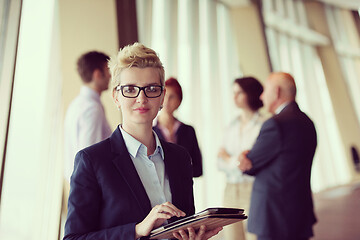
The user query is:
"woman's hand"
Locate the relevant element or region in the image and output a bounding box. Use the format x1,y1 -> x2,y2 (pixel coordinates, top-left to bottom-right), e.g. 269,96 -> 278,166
218,148 -> 231,162
135,202 -> 186,239
173,225 -> 223,240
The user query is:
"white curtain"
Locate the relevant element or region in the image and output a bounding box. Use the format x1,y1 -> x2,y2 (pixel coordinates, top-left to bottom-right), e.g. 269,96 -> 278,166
136,0 -> 241,210
0,1 -> 63,239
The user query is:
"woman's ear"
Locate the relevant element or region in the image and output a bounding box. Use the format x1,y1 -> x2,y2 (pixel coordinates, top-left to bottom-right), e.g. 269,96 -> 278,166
112,90 -> 121,111
112,89 -> 120,104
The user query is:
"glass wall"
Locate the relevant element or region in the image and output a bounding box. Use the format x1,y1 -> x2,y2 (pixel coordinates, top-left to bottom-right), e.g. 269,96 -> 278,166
137,0 -> 241,209
0,0 -> 359,239
326,6 -> 360,127
0,0 -> 21,188
262,0 -> 351,191
0,1 -> 63,240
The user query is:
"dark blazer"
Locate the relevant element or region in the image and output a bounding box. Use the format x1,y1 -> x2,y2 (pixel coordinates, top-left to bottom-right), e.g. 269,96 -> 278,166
245,101 -> 317,239
64,127 -> 195,240
153,122 -> 203,177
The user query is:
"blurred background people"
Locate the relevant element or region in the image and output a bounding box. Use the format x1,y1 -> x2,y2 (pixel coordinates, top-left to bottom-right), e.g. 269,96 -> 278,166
217,77 -> 265,240
63,51 -> 112,185
153,77 -> 203,178
239,72 -> 317,240
2,2 -> 360,240
63,43 -> 221,240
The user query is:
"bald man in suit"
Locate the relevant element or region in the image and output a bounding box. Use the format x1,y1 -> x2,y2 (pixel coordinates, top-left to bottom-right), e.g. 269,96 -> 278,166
239,72 -> 317,240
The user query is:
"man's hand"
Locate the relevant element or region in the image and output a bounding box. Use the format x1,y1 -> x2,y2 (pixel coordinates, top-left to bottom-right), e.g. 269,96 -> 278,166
238,150 -> 252,171
135,202 -> 186,239
173,225 -> 223,240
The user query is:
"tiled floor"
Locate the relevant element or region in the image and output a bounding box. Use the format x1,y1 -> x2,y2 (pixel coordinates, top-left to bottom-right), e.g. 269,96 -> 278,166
311,182 -> 360,240
213,182 -> 360,240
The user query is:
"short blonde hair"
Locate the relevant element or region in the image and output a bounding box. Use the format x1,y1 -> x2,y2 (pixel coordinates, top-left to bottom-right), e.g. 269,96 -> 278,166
108,42 -> 165,93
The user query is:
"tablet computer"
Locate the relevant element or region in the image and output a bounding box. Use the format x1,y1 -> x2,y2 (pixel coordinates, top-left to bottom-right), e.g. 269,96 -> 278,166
149,207 -> 247,239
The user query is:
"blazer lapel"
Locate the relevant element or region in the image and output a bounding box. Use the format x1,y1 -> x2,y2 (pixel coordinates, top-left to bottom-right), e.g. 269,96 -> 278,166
110,128 -> 152,216
161,141 -> 181,207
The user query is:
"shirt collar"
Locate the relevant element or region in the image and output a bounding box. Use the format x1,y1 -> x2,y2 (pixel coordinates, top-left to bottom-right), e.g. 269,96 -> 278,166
80,85 -> 100,102
154,119 -> 182,143
249,111 -> 260,123
275,102 -> 290,115
119,125 -> 164,159
154,131 -> 164,158
238,111 -> 261,124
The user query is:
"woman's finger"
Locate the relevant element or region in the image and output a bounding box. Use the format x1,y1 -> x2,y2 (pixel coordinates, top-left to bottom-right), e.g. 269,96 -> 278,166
155,202 -> 186,217
187,227 -> 196,240
178,229 -> 189,240
203,227 -> 223,239
163,202 -> 186,216
156,212 -> 173,219
173,232 -> 182,239
196,225 -> 206,239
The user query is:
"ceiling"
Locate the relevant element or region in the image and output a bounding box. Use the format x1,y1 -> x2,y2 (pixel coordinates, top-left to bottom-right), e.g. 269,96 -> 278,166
217,0 -> 251,8
218,0 -> 360,10
317,0 -> 360,10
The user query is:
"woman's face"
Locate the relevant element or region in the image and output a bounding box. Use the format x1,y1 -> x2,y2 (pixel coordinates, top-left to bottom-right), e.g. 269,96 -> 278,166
233,83 -> 249,109
113,67 -> 164,127
163,86 -> 181,115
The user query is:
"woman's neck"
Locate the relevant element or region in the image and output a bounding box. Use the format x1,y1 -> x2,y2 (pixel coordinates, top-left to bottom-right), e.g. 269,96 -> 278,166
158,112 -> 176,129
241,108 -> 256,125
122,122 -> 155,155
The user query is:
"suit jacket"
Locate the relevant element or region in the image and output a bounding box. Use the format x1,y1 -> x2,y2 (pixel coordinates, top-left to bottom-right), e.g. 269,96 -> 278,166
245,101 -> 317,239
153,122 -> 203,177
64,127 -> 195,240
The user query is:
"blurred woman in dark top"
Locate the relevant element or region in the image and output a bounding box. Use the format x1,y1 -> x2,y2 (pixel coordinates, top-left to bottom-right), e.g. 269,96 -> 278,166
153,77 -> 203,177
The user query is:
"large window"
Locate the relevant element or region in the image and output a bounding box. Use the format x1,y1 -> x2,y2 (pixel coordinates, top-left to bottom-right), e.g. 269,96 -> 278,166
326,6 -> 360,127
0,1 -> 63,239
262,0 -> 350,191
1,1 -> 358,239
0,0 -> 21,194
136,0 -> 241,209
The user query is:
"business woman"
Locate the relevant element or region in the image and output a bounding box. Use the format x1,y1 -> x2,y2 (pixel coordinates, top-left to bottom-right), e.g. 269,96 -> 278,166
63,43 -> 222,240
153,77 -> 203,178
217,77 -> 265,240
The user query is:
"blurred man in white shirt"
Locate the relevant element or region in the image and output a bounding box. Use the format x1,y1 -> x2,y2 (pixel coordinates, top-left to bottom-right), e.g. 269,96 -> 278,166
64,51 -> 112,184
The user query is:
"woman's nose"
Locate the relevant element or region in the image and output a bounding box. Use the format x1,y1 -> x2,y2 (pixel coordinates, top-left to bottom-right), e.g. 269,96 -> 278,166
136,90 -> 148,103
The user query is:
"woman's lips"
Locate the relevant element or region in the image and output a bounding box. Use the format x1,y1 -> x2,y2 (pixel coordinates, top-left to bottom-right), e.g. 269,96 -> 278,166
134,107 -> 149,113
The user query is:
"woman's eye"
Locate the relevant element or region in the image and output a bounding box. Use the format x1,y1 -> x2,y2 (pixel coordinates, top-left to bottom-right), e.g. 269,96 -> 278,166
125,87 -> 136,93
146,86 -> 157,92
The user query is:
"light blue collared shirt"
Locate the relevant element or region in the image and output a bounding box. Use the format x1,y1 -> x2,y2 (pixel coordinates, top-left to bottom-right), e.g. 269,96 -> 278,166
119,126 -> 172,207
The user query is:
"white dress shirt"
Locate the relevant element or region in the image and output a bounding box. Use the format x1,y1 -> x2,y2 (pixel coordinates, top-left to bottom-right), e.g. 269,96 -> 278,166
217,112 -> 266,183
275,102 -> 290,115
64,86 -> 112,182
120,126 -> 172,207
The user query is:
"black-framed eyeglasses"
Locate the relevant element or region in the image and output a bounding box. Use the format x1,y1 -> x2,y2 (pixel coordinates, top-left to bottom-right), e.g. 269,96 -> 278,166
115,85 -> 164,98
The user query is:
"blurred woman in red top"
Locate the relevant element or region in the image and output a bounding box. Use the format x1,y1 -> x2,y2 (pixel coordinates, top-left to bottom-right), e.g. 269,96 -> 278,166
153,77 -> 203,178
